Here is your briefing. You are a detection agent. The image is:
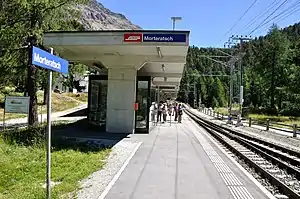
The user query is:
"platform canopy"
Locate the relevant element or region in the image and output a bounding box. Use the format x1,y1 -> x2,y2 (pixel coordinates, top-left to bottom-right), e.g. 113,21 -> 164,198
43,30 -> 190,90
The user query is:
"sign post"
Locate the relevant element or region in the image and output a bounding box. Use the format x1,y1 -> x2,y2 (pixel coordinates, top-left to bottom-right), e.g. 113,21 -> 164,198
46,48 -> 53,199
31,46 -> 68,199
2,107 -> 5,132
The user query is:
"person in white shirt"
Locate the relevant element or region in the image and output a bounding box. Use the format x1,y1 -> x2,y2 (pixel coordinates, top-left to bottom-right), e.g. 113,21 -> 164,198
162,103 -> 167,123
150,102 -> 156,122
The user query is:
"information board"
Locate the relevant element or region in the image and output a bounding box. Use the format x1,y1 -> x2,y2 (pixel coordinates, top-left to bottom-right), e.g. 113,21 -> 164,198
5,96 -> 30,114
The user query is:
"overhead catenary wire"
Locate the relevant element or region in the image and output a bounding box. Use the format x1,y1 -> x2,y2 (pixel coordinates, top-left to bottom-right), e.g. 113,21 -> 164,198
248,0 -> 290,35
219,0 -> 258,43
267,1 -> 300,23
275,3 -> 300,23
244,0 -> 282,31
249,0 -> 300,35
215,48 -> 234,57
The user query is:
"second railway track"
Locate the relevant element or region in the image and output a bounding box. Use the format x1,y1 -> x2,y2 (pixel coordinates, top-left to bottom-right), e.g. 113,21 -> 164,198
185,109 -> 300,199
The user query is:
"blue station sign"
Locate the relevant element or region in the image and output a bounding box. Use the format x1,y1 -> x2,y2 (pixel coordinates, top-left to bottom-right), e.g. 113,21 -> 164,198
143,33 -> 187,43
32,46 -> 69,74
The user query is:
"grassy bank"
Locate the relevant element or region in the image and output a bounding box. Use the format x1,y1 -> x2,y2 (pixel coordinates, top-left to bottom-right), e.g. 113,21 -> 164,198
64,93 -> 88,103
248,114 -> 300,127
0,89 -> 87,121
36,91 -> 82,113
214,107 -> 229,115
0,123 -> 110,199
214,106 -> 300,127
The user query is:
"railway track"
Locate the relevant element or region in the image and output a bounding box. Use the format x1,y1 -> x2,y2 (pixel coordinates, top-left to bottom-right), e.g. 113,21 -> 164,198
185,109 -> 300,199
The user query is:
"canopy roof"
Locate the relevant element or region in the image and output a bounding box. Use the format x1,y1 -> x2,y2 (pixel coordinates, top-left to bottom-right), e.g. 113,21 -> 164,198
44,30 -> 190,89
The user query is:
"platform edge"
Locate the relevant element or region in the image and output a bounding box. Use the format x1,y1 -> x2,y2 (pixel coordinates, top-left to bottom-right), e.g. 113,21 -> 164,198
188,117 -> 277,199
97,141 -> 143,199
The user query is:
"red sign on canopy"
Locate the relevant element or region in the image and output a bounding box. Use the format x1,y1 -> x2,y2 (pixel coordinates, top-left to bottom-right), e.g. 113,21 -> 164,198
124,33 -> 143,42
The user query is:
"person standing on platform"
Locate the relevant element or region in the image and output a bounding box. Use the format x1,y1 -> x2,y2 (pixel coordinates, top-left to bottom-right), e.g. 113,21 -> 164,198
157,102 -> 162,123
178,104 -> 183,123
174,103 -> 178,121
150,102 -> 156,122
162,103 -> 167,123
172,102 -> 176,116
168,103 -> 173,120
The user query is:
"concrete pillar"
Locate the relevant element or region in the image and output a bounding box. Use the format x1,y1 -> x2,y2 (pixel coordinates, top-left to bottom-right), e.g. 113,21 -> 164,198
106,67 -> 137,133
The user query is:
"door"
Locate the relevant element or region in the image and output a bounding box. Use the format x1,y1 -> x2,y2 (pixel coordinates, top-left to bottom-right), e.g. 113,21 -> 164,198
135,76 -> 151,133
88,75 -> 108,130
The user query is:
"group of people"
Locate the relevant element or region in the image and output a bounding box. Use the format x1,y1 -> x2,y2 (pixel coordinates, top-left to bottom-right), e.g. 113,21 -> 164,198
150,101 -> 184,123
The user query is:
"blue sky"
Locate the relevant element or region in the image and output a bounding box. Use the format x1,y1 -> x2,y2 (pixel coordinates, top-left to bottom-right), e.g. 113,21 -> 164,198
98,0 -> 300,47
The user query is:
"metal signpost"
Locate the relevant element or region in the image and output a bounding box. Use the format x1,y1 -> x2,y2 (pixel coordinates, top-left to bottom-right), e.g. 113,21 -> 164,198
31,46 -> 69,199
157,86 -> 160,126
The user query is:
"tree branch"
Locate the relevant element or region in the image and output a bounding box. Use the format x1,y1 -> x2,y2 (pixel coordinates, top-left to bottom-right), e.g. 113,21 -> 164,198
0,15 -> 28,29
42,1 -> 70,14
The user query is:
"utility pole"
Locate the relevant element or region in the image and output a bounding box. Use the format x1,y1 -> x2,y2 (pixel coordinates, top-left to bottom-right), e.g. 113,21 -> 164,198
227,63 -> 234,124
229,35 -> 252,126
186,82 -> 189,104
224,41 -> 236,48
199,54 -> 238,115
171,16 -> 182,30
193,75 -> 196,108
227,55 -> 239,125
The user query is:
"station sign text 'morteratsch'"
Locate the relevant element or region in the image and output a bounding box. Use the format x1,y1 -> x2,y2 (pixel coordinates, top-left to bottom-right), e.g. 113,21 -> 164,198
143,34 -> 186,43
123,33 -> 187,43
32,46 -> 69,74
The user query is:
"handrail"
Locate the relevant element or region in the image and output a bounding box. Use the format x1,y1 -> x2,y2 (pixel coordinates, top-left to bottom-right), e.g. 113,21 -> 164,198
198,107 -> 299,137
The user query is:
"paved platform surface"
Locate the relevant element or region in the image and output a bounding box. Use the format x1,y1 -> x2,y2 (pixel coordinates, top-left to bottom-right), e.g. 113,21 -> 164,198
103,115 -> 272,199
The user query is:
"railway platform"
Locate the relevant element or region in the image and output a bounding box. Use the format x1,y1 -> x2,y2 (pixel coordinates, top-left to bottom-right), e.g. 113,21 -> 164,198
100,114 -> 275,199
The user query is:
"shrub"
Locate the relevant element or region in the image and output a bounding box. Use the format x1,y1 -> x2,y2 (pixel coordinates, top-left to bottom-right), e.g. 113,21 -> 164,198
0,122 -> 73,147
1,125 -> 46,146
279,107 -> 300,117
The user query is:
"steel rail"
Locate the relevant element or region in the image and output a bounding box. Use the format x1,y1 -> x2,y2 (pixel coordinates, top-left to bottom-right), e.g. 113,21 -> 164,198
185,109 -> 300,199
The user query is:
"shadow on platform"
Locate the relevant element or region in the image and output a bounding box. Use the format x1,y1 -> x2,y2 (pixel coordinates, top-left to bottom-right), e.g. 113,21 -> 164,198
61,108 -> 88,117
1,107 -> 129,153
52,118 -> 131,150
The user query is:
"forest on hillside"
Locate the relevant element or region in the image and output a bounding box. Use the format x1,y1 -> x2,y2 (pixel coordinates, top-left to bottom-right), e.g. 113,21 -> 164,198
178,23 -> 300,117
0,0 -> 91,125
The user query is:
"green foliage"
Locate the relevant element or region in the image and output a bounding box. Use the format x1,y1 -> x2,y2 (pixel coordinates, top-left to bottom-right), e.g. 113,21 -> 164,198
0,0 -> 89,124
1,125 -> 46,146
0,134 -> 110,199
1,122 -> 71,146
0,0 -> 87,86
215,77 -> 227,107
0,87 -> 24,103
179,22 -> 300,117
63,63 -> 89,92
178,46 -> 230,108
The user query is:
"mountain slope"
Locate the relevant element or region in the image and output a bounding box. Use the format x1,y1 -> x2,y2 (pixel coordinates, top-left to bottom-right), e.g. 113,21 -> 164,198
76,0 -> 141,30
